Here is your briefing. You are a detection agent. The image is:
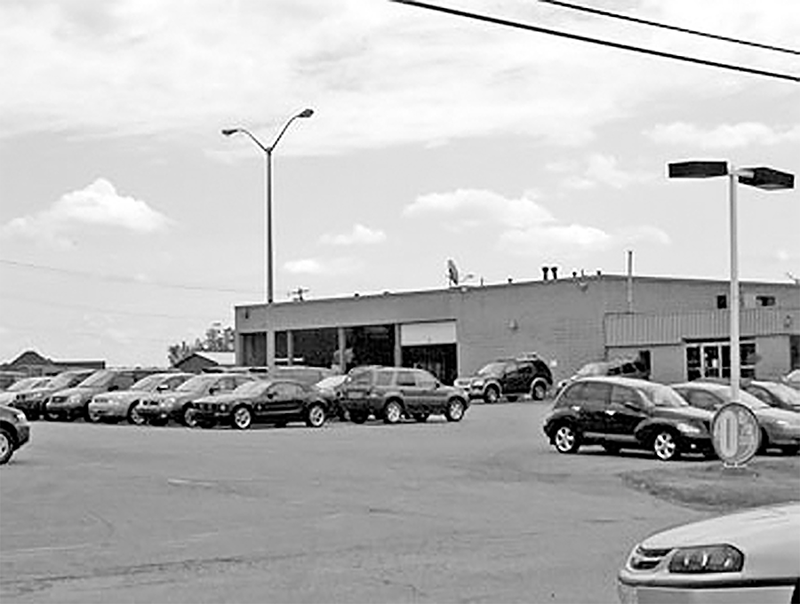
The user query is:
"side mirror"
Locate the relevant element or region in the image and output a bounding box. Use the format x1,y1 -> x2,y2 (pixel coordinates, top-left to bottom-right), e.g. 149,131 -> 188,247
108,385 -> 119,392
156,384 -> 169,392
622,400 -> 641,411
209,386 -> 219,395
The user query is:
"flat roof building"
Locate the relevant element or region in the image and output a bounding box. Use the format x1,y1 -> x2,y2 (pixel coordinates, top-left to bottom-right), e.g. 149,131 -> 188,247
235,273 -> 799,386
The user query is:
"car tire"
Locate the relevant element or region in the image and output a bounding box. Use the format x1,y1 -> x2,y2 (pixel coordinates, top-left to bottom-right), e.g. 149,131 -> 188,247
349,411 -> 368,424
781,445 -> 799,456
127,402 -> 146,426
483,385 -> 500,404
305,403 -> 327,428
445,398 -> 466,422
0,427 -> 13,465
553,423 -> 581,454
149,417 -> 168,427
85,405 -> 100,423
26,409 -> 40,421
412,413 -> 429,423
531,381 -> 548,401
231,405 -> 253,430
181,406 -> 199,428
758,429 -> 770,454
652,429 -> 681,461
506,395 -> 518,403
383,400 -> 403,424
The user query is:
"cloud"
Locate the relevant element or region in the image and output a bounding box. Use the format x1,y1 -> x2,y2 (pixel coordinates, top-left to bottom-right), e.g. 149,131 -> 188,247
405,188 -> 670,257
283,257 -> 362,276
320,223 -> 386,245
1,178 -> 171,246
560,154 -> 652,190
646,122 -> 800,149
3,1 -> 797,153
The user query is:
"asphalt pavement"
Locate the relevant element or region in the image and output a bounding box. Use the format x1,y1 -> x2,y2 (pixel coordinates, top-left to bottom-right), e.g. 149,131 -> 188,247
0,401 -> 715,603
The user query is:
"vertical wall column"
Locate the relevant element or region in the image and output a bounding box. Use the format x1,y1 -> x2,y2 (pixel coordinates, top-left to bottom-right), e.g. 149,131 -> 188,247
394,324 -> 402,366
266,331 -> 275,369
337,327 -> 346,373
286,330 -> 294,366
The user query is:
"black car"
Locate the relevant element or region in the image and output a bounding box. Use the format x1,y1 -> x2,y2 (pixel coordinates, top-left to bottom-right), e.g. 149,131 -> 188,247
340,366 -> 469,424
542,377 -> 714,461
0,404 -> 31,465
191,379 -> 331,430
454,353 -> 553,403
555,356 -> 650,396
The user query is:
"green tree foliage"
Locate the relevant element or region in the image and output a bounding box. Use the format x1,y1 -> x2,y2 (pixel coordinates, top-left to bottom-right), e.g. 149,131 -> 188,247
167,322 -> 234,366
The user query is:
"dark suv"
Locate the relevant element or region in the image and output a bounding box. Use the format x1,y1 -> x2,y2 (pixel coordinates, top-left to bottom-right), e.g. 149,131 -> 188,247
340,366 -> 469,424
542,377 -> 714,461
455,353 -> 553,403
555,357 -> 650,395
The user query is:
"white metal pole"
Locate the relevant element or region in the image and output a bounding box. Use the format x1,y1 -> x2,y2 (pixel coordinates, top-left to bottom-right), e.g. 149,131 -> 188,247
728,166 -> 740,402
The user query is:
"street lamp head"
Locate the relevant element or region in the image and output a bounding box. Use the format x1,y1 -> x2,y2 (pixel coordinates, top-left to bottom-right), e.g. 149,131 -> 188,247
221,128 -> 240,136
297,108 -> 314,118
738,167 -> 794,191
668,161 -> 729,179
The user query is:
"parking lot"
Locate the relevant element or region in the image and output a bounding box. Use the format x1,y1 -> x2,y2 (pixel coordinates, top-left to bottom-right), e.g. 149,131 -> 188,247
2,401 -> 722,603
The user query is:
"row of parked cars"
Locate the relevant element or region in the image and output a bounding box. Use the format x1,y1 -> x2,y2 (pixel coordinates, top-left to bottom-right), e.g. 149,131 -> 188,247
543,375 -> 800,461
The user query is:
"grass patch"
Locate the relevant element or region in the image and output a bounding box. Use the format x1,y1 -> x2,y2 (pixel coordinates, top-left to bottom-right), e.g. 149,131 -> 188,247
621,456 -> 800,511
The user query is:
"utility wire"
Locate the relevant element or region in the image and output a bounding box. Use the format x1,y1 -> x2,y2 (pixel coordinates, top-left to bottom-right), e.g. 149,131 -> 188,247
390,0 -> 800,83
536,0 -> 800,56
0,258 -> 261,295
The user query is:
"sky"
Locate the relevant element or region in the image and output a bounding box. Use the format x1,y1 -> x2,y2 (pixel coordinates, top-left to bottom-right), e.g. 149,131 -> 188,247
1,0 -> 798,367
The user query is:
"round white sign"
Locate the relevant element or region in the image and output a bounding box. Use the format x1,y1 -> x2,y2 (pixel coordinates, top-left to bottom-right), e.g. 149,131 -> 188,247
711,403 -> 760,466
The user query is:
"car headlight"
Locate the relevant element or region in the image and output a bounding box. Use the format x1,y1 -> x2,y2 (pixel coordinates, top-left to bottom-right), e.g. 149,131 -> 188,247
676,421 -> 703,435
770,419 -> 789,427
472,379 -> 484,387
68,394 -> 83,404
219,404 -> 228,412
10,408 -> 28,423
162,397 -> 176,407
668,544 -> 743,573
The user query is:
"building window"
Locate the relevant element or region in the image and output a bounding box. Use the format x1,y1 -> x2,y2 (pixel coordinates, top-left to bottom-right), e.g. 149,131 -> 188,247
756,295 -> 776,307
685,341 -> 757,381
716,295 -> 728,309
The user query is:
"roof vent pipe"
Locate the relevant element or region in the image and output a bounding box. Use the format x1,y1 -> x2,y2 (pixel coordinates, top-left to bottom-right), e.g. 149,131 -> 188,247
542,266 -> 550,281
551,266 -> 558,280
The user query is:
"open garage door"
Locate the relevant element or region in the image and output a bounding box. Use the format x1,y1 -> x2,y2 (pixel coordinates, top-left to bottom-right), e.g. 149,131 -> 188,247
401,321 -> 457,385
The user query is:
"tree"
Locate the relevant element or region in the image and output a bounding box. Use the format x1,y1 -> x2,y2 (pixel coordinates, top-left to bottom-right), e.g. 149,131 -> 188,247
167,322 -> 235,366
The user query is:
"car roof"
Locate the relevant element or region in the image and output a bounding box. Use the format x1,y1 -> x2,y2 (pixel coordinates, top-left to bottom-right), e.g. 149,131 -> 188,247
570,375 -> 652,387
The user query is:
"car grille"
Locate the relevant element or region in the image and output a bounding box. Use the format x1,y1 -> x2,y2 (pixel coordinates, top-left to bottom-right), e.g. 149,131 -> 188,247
630,545 -> 673,570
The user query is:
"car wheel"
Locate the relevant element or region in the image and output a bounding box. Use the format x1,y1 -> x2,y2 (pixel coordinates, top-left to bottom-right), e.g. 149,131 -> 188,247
781,445 -> 799,456
506,395 -> 518,403
383,400 -> 403,424
758,429 -> 770,454
652,429 -> 681,461
553,423 -> 580,453
85,406 -> 100,423
26,409 -> 40,421
181,406 -> 199,428
531,381 -> 548,401
412,413 -> 429,423
127,403 -> 146,426
483,385 -> 500,404
445,398 -> 466,422
149,417 -> 168,427
0,427 -> 13,465
305,403 -> 327,428
232,405 -> 253,430
349,411 -> 368,424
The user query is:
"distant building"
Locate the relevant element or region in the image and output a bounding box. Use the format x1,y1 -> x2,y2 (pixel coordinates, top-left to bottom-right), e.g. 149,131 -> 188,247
0,350 -> 105,379
234,274 -> 799,385
173,351 -> 237,373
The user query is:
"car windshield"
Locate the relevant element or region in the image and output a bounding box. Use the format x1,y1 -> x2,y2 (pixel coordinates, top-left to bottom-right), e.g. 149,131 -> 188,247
78,370 -> 115,388
638,383 -> 688,408
315,376 -> 347,390
477,362 -> 506,377
718,388 -> 769,410
176,375 -> 219,392
759,382 -> 800,405
48,371 -> 90,389
7,377 -> 41,392
130,374 -> 168,391
232,381 -> 270,396
576,363 -> 605,377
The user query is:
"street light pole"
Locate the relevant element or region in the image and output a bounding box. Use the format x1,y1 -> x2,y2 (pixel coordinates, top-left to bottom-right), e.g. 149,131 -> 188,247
728,165 -> 741,403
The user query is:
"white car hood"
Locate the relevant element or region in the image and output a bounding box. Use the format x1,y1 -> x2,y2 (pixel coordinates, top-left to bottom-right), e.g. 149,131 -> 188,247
643,503 -> 800,578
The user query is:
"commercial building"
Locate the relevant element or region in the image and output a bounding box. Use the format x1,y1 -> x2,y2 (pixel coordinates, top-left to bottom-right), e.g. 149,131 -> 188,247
234,273 -> 799,385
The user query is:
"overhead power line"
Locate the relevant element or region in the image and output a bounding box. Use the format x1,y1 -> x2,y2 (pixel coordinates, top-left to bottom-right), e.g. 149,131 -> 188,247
537,0 -> 800,56
390,0 -> 800,83
0,258 -> 260,295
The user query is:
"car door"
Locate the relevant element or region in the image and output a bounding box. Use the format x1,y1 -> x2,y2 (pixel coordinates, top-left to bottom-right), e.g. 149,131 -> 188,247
512,362 -> 534,396
394,369 -> 421,411
605,384 -> 648,442
413,369 -> 446,412
561,381 -> 611,434
261,382 -> 303,420
502,362 -> 523,394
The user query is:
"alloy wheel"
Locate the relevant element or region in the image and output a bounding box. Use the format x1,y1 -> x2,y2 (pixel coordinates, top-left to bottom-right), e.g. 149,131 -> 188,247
653,431 -> 678,461
233,406 -> 252,430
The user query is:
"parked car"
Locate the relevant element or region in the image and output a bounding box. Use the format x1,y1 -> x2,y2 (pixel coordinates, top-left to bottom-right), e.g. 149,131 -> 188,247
0,376 -> 52,405
742,380 -> 800,413
555,356 -> 650,395
192,379 -> 332,430
543,377 -> 714,461
87,372 -> 194,424
136,372 -> 258,427
45,368 -> 164,422
313,374 -> 349,419
618,502 -> 800,604
0,404 -> 31,465
672,381 -> 800,455
339,366 -> 469,424
454,353 -> 553,403
6,369 -> 95,420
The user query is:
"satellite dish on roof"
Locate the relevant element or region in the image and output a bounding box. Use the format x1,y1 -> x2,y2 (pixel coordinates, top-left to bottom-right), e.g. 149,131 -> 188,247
447,259 -> 459,287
